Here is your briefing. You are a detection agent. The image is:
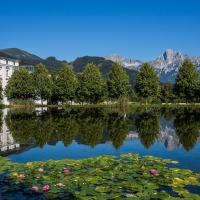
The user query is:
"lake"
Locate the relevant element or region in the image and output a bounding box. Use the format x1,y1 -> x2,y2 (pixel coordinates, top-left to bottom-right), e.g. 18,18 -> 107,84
0,107 -> 200,175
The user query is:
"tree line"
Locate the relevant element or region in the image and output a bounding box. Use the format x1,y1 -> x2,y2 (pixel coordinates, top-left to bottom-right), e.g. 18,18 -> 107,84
4,59 -> 200,104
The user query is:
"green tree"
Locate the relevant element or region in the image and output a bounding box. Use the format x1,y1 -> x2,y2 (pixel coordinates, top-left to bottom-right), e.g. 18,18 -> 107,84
32,63 -> 53,105
78,63 -> 104,104
160,82 -> 174,103
107,62 -> 130,100
55,64 -> 77,104
0,81 -> 3,105
135,62 -> 159,104
49,71 -> 59,104
135,112 -> 159,149
173,59 -> 199,103
5,68 -> 35,100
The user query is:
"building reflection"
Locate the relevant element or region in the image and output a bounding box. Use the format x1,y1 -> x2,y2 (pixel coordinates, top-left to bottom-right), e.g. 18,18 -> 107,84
0,109 -> 20,153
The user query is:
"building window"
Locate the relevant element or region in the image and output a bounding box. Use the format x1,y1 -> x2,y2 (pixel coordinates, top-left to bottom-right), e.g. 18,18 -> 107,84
6,70 -> 8,77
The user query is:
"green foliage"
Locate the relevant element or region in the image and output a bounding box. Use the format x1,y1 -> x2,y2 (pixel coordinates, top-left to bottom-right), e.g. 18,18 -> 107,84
107,62 -> 131,100
135,62 -> 160,104
0,154 -> 200,199
55,64 -> 77,103
174,108 -> 200,151
32,63 -> 53,105
173,59 -> 199,103
107,112 -> 131,149
48,71 -> 59,104
77,63 -> 105,104
128,89 -> 138,102
71,56 -> 138,89
160,82 -> 175,103
5,68 -> 35,100
151,98 -> 162,105
135,112 -> 159,149
77,109 -> 105,147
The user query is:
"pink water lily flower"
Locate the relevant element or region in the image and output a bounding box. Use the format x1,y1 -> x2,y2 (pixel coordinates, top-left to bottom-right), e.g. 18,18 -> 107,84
38,168 -> 44,173
18,174 -> 25,179
32,186 -> 38,192
63,169 -> 70,173
43,185 -> 49,191
57,183 -> 63,187
150,169 -> 158,175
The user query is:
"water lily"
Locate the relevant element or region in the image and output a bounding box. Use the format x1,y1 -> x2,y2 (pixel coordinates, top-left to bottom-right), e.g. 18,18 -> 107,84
38,168 -> 44,173
57,183 -> 63,187
150,169 -> 158,175
32,186 -> 38,192
18,174 -> 25,178
63,169 -> 70,173
12,172 -> 18,176
43,185 -> 49,191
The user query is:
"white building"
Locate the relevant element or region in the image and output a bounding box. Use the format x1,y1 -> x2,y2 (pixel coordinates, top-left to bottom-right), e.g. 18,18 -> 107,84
0,51 -> 34,105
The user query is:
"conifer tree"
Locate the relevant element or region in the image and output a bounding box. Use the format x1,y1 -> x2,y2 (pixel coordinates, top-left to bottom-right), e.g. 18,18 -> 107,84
107,62 -> 130,100
173,59 -> 199,103
135,62 -> 159,104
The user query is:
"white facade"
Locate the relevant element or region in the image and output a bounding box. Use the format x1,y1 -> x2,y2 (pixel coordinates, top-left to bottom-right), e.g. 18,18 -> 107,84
0,52 -> 20,105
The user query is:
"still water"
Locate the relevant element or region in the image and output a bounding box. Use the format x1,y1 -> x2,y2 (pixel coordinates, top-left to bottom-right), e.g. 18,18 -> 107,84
0,107 -> 200,174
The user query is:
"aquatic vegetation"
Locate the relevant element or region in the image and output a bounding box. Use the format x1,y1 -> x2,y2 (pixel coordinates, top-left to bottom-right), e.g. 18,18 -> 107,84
0,154 -> 200,199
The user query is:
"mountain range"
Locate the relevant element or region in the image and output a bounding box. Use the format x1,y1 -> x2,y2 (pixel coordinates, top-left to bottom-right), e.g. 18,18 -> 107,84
105,49 -> 200,83
1,47 -> 200,83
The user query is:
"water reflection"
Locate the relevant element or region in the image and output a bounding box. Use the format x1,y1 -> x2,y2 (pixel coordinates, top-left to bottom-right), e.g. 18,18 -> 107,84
0,107 -> 200,157
135,112 -> 159,149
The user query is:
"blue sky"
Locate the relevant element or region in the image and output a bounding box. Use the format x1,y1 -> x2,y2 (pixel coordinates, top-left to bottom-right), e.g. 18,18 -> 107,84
1,0 -> 200,62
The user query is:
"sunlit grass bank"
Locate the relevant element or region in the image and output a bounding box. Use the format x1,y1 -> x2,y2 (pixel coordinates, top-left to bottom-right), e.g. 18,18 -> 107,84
0,154 -> 200,199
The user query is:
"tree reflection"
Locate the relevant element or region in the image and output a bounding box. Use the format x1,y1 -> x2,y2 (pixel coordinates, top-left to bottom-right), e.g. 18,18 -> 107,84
135,112 -> 159,149
107,112 -> 131,149
77,108 -> 107,148
52,110 -> 78,147
174,109 -> 200,151
6,112 -> 53,148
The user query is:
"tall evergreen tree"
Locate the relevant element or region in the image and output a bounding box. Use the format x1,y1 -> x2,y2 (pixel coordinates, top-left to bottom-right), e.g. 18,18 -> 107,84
32,63 -> 53,105
135,62 -> 159,104
5,68 -> 35,100
173,59 -> 199,103
107,62 -> 130,100
55,64 -> 77,104
78,63 -> 104,104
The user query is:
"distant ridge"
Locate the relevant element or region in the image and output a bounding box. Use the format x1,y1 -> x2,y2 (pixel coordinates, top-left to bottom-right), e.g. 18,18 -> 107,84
105,49 -> 200,83
1,48 -> 43,61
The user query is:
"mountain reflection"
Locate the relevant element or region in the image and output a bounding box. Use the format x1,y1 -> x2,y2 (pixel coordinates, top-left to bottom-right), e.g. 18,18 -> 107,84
1,107 -> 200,156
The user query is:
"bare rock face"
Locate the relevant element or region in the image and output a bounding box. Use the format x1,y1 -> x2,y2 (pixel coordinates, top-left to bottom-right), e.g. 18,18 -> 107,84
149,49 -> 200,82
104,54 -> 144,71
105,50 -> 200,83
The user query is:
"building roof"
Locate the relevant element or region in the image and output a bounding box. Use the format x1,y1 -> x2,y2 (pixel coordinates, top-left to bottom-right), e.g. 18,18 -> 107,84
0,51 -> 20,60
